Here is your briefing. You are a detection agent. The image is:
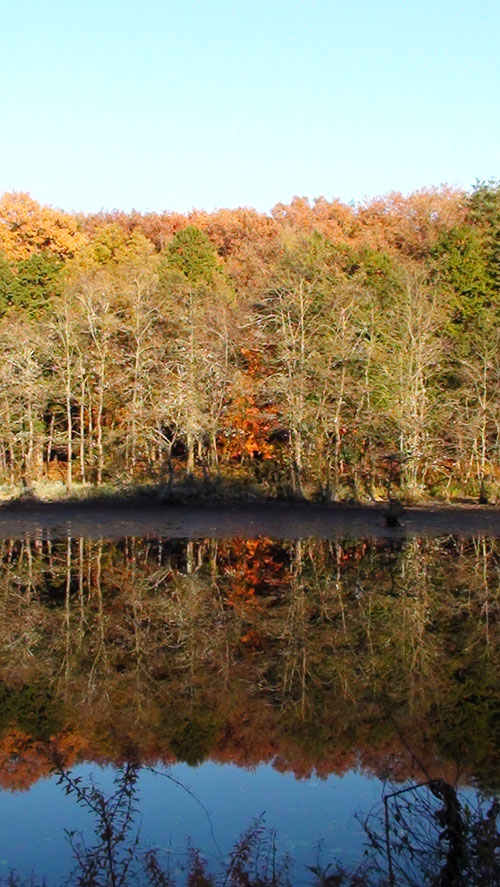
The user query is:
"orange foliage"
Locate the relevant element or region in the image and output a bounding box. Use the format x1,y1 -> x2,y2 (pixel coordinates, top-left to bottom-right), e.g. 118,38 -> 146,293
272,195 -> 358,243
222,395 -> 277,461
0,728 -> 84,792
78,208 -> 188,251
219,537 -> 290,613
222,348 -> 279,462
0,187 -> 467,269
0,192 -> 87,261
357,186 -> 466,255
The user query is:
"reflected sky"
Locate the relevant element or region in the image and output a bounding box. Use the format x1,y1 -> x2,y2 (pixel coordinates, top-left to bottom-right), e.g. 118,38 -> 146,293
0,761 -> 381,884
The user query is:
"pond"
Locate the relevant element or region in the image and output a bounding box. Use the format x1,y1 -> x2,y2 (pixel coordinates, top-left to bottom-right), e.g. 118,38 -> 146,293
0,520 -> 498,884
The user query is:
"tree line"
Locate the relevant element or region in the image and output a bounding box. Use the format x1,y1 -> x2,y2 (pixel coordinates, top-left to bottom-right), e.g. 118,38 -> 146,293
0,182 -> 499,500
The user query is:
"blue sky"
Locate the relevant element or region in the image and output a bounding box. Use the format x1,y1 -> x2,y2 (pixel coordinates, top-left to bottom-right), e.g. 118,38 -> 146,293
1,0 -> 498,214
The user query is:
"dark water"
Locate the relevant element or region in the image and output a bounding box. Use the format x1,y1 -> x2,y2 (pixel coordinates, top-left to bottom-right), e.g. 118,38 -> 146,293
0,532 -> 499,885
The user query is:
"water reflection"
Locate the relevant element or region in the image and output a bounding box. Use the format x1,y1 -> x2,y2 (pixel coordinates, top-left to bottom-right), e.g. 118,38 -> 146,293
0,534 -> 498,785
0,533 -> 499,882
1,758 -> 499,886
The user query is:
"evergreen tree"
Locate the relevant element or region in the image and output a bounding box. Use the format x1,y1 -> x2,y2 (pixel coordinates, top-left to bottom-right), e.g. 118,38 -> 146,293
12,251 -> 62,316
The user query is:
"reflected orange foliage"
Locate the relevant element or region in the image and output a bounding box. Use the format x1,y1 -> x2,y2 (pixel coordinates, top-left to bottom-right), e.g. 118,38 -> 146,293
0,728 -> 84,791
0,535 -> 489,794
219,537 -> 290,612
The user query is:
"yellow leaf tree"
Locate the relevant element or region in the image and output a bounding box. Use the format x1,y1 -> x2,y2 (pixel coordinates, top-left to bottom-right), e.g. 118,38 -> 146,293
0,192 -> 87,261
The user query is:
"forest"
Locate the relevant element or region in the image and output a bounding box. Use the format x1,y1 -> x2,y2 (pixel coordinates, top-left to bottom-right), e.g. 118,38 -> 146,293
0,181 -> 499,502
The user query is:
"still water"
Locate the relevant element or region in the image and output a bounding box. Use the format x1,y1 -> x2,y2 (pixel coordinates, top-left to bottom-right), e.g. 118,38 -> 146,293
0,763 -> 379,883
0,531 -> 498,884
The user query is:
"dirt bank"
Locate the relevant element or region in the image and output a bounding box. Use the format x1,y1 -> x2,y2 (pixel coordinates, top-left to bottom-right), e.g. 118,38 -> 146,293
0,499 -> 498,540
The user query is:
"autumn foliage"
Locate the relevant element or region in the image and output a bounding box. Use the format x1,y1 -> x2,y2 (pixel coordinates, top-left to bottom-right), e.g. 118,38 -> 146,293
0,183 -> 498,501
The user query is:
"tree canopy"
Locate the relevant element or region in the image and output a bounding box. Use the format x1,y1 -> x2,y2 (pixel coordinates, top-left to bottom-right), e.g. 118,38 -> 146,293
0,184 -> 498,503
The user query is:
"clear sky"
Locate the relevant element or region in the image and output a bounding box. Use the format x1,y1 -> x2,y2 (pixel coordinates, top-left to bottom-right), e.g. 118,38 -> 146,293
1,0 -> 498,215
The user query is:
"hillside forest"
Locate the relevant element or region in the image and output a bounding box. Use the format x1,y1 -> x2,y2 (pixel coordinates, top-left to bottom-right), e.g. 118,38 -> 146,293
0,182 -> 499,501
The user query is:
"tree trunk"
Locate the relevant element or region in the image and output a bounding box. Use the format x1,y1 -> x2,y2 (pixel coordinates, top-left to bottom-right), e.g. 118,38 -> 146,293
65,355 -> 73,491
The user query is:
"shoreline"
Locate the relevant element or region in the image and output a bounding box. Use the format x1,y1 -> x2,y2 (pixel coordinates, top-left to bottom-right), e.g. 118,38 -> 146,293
0,498 -> 498,539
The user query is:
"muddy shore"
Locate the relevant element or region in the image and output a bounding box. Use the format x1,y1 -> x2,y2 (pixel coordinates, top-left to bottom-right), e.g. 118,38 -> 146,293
0,498 -> 498,540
